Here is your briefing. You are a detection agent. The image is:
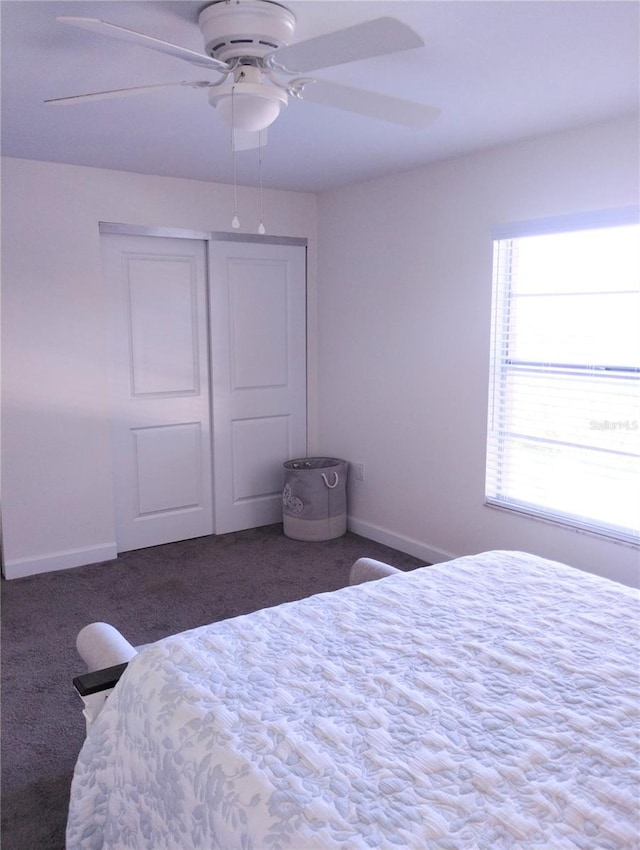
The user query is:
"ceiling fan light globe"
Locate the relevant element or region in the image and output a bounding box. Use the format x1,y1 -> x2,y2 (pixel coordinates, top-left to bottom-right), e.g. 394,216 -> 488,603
210,83 -> 287,132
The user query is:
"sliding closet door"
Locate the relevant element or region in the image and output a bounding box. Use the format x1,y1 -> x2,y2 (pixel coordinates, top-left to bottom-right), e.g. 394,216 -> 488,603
102,233 -> 213,552
209,240 -> 307,533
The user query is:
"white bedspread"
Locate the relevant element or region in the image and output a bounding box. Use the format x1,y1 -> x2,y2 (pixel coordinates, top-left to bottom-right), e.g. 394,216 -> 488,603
66,551 -> 640,849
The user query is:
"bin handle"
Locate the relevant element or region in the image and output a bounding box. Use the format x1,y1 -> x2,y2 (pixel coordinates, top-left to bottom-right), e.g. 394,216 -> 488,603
322,472 -> 340,489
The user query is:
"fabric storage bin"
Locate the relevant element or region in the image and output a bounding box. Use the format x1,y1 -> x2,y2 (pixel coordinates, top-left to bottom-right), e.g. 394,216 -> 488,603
282,457 -> 348,540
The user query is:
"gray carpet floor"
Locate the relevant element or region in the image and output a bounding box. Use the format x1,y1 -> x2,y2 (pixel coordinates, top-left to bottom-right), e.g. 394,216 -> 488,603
1,525 -> 423,850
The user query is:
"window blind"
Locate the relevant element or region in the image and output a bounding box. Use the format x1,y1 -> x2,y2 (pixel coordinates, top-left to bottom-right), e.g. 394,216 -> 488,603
485,209 -> 640,546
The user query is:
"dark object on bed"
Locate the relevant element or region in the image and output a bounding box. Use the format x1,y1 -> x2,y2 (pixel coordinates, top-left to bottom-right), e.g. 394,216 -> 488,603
73,662 -> 129,697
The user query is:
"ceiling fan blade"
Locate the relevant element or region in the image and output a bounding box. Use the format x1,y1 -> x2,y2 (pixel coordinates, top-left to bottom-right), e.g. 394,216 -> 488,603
45,81 -> 212,105
57,17 -> 229,73
295,80 -> 440,129
270,17 -> 423,74
233,129 -> 268,152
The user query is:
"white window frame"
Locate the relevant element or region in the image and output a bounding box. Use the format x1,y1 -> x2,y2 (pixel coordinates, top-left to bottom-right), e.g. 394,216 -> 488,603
485,207 -> 640,547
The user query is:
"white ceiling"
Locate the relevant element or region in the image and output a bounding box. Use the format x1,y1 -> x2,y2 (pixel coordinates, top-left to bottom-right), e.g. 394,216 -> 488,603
1,0 -> 638,193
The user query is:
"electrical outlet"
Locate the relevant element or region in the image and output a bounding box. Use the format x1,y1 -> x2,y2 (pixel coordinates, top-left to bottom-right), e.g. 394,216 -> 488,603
354,462 -> 365,481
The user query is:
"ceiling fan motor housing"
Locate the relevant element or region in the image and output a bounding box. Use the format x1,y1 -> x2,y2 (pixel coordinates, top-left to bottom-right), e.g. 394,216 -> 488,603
198,0 -> 296,62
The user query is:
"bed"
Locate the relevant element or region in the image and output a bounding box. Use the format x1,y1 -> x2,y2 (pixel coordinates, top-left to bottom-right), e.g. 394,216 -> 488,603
66,550 -> 640,849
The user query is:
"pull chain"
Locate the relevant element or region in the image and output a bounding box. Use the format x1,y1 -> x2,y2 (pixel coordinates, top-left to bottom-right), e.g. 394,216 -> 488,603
231,86 -> 240,229
258,135 -> 266,235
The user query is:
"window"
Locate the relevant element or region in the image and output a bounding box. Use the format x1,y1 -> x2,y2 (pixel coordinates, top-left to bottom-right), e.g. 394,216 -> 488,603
486,208 -> 640,546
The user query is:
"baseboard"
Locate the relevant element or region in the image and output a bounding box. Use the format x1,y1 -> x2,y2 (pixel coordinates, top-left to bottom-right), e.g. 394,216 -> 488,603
347,517 -> 457,566
2,543 -> 118,580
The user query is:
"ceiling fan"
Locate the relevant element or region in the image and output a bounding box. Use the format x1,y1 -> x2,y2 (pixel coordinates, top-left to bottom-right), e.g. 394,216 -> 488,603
45,0 -> 440,149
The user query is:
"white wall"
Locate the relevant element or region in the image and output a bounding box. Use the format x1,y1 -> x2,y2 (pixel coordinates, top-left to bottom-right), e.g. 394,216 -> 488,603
1,158 -> 317,578
3,118 -> 639,586
316,116 -> 639,587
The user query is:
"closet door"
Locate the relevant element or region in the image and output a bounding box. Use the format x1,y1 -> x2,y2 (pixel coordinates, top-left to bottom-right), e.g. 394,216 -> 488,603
209,240 -> 307,533
102,233 -> 213,552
